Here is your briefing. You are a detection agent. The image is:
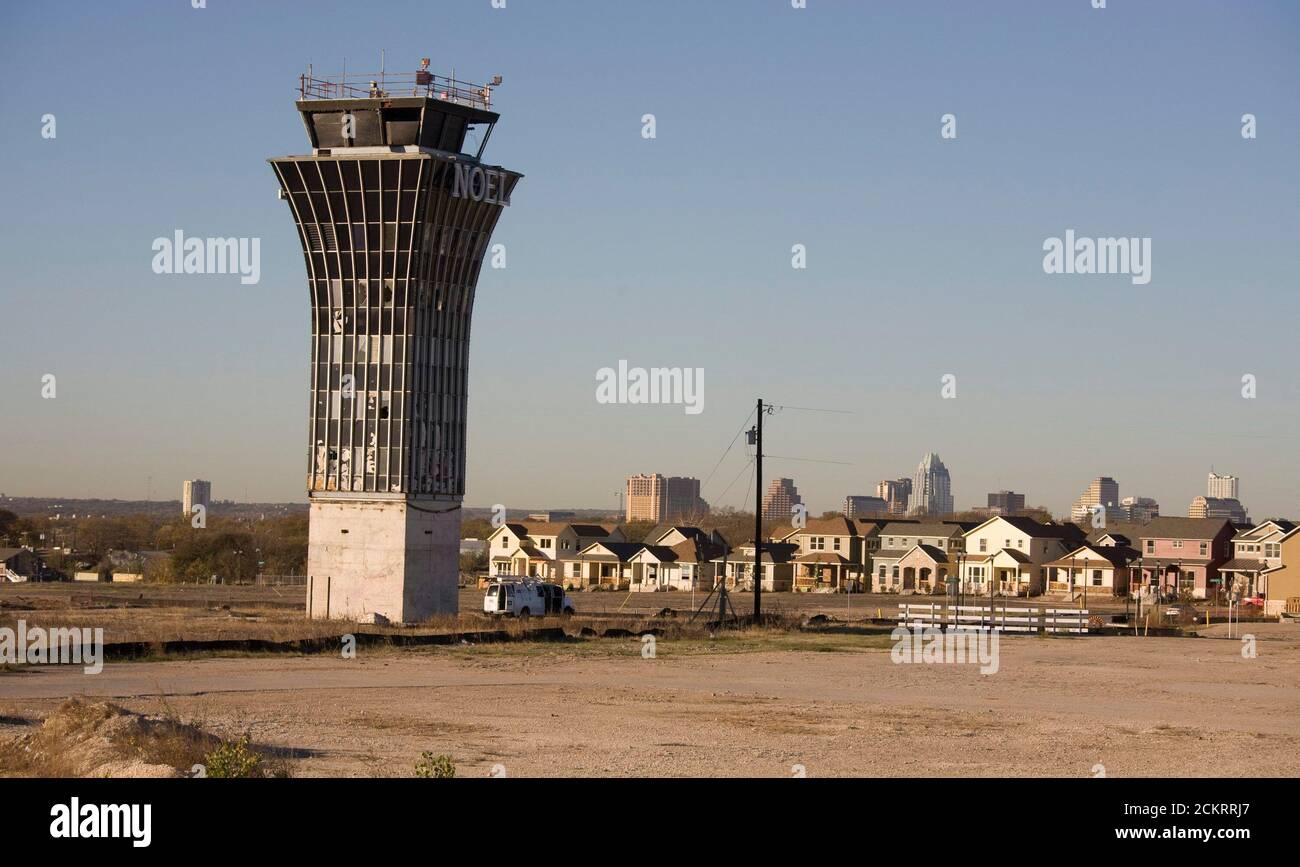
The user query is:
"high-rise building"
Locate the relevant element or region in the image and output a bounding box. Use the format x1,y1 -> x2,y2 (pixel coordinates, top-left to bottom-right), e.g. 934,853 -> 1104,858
1071,477 -> 1121,523
621,475 -> 707,522
762,478 -> 803,522
875,478 -> 912,515
843,495 -> 889,518
910,453 -> 953,517
1208,472 -> 1239,500
986,490 -> 1025,515
182,480 -> 211,517
1189,495 -> 1249,523
271,61 -> 521,622
625,475 -> 708,523
1121,495 -> 1160,523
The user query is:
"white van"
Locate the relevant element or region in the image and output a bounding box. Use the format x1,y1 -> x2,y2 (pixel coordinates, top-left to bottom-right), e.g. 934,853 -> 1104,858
484,579 -> 575,618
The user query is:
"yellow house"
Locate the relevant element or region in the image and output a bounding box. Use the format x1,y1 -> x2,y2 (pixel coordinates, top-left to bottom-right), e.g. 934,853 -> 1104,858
1260,526 -> 1300,617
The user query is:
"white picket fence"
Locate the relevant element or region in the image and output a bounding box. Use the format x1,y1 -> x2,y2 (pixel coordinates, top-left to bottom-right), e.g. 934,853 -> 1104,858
899,603 -> 1089,635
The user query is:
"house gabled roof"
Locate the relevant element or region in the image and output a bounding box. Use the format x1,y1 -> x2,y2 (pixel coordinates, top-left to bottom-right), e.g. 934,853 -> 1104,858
645,525 -> 710,545
787,516 -> 861,538
1090,529 -> 1135,546
578,541 -> 644,561
968,515 -> 1082,540
717,541 -> 798,563
879,522 -> 961,538
871,548 -> 911,561
670,538 -> 726,564
1220,557 -> 1267,572
899,544 -> 950,564
636,544 -> 680,563
795,552 -> 852,565
856,518 -> 915,534
1045,544 -> 1138,570
572,524 -> 618,537
519,521 -> 570,537
1233,519 -> 1296,541
992,548 -> 1032,564
1129,517 -> 1233,541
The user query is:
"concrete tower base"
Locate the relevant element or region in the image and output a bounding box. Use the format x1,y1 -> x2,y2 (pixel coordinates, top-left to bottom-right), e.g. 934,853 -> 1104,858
305,498 -> 460,624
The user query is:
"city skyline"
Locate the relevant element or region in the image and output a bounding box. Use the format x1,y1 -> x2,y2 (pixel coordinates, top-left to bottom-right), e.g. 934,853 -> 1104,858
3,1 -> 1298,519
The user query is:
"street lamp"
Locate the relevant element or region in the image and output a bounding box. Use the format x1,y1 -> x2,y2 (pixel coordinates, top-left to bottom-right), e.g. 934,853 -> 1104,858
1071,554 -> 1078,605
956,552 -> 965,617
989,555 -> 996,629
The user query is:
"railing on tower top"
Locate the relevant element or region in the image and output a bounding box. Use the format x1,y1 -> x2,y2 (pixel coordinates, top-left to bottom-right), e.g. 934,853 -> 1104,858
298,65 -> 500,111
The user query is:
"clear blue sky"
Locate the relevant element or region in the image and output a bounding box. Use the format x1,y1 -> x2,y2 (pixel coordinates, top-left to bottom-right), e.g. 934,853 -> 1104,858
1,0 -> 1297,518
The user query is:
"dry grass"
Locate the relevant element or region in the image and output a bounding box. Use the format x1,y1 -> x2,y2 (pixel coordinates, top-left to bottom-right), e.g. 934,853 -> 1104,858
0,697 -> 291,778
0,582 -> 897,667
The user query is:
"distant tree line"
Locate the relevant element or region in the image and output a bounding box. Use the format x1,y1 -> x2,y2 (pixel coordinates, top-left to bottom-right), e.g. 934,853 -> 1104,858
1,510 -> 308,583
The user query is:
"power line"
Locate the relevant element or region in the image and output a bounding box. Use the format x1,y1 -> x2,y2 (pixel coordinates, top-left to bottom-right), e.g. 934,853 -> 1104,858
715,457 -> 755,506
700,406 -> 757,498
741,459 -> 756,513
770,404 -> 856,415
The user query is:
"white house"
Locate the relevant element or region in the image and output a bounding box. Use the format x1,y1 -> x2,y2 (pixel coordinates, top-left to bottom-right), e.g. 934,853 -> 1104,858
958,516 -> 1086,596
1043,544 -> 1139,596
486,522 -> 624,584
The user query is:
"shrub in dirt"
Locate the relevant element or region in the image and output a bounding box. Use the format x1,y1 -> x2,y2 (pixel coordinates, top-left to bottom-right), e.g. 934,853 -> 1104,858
415,752 -> 455,778
203,735 -> 263,778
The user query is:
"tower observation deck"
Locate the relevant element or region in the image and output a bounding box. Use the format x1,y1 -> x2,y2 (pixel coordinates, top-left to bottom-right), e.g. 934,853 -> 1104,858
269,60 -> 522,623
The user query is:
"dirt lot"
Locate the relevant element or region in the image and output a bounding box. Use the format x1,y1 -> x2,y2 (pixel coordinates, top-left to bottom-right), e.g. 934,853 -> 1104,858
2,619 -> 1297,778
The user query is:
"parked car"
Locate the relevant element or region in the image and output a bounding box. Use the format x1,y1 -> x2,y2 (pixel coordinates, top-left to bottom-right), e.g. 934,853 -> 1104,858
483,579 -> 574,618
1240,595 -> 1264,608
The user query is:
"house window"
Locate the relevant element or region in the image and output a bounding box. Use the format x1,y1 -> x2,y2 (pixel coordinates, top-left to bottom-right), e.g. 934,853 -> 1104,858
1172,540 -> 1183,549
891,566 -> 899,579
878,566 -> 886,577
979,539 -> 987,552
1199,542 -> 1207,556
1145,540 -> 1155,553
1092,570 -> 1102,586
540,539 -> 552,549
833,538 -> 841,551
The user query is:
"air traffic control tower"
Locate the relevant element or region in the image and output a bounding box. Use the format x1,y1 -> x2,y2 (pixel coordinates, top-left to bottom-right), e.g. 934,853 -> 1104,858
270,60 -> 521,623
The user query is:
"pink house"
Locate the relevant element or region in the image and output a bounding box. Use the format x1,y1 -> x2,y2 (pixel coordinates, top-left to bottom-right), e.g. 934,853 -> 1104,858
1096,517 -> 1235,599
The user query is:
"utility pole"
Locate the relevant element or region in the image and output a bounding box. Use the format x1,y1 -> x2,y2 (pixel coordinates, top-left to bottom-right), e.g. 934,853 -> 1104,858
755,397 -> 763,623
747,398 -> 764,624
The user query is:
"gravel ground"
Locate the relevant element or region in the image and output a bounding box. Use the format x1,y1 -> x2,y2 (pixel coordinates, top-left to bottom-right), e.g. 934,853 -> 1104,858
2,623 -> 1297,778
